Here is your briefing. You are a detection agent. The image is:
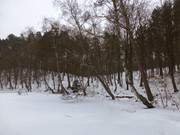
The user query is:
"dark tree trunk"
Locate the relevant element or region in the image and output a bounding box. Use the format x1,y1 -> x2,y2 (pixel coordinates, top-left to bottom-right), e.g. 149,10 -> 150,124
169,66 -> 178,92
139,75 -> 143,87
139,64 -> 154,101
97,75 -> 115,100
67,73 -> 71,89
87,77 -> 90,87
130,84 -> 154,108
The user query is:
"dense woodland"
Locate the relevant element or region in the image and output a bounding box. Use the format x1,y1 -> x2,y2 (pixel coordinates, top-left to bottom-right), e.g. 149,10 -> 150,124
0,0 -> 179,108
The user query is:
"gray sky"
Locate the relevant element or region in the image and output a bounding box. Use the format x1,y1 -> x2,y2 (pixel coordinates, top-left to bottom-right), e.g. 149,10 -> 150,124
0,0 -> 59,39
0,0 -> 159,39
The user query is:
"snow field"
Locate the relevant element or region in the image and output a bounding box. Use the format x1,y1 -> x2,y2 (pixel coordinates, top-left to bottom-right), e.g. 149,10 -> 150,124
0,93 -> 180,135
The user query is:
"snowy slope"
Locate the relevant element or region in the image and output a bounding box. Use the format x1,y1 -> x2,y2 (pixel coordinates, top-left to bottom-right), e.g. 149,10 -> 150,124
0,93 -> 180,135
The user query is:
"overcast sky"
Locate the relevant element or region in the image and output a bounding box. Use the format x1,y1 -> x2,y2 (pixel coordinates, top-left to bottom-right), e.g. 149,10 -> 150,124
0,0 -> 59,39
0,0 -> 160,39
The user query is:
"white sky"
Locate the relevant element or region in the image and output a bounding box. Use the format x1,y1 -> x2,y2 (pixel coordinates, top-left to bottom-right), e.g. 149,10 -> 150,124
0,0 -> 159,39
0,0 -> 59,39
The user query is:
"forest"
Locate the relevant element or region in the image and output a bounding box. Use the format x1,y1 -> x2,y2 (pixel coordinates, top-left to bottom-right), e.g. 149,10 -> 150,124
0,0 -> 179,108
1,0 -> 180,135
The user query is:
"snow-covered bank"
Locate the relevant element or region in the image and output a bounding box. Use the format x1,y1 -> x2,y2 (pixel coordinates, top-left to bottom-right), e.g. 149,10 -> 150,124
0,93 -> 180,135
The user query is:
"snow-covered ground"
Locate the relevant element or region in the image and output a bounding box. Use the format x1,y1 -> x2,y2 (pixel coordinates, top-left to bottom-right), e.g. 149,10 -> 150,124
0,92 -> 180,135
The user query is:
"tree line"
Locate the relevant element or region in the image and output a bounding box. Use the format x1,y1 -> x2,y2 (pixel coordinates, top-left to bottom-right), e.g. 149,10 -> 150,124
0,0 -> 179,108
